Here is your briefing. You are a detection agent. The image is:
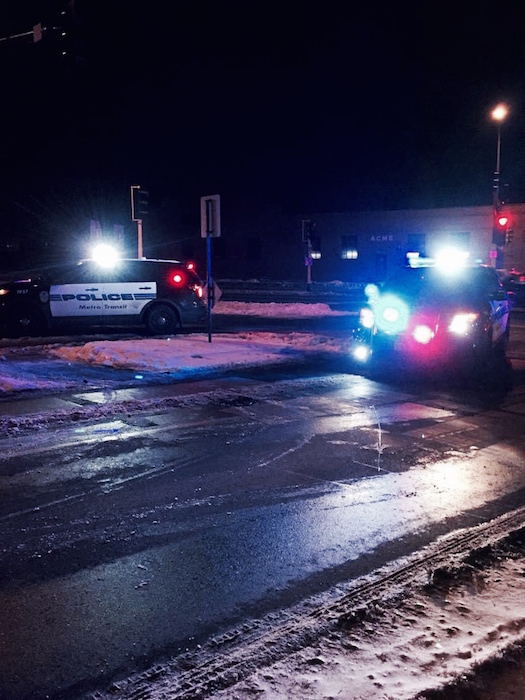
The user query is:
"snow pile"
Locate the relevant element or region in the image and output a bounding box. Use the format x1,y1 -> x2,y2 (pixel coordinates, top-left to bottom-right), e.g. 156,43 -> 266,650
214,300 -> 351,317
0,301 -> 353,393
49,332 -> 348,373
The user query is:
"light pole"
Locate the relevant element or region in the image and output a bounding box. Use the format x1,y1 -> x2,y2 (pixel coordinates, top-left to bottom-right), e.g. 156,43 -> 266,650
490,104 -> 509,269
491,103 -> 508,208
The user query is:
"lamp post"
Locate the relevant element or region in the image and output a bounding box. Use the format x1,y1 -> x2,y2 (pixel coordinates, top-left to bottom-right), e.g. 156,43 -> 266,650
490,104 -> 509,269
491,103 -> 508,208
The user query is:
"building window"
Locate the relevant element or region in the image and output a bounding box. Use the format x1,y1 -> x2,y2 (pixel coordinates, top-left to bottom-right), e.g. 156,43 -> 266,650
341,235 -> 358,260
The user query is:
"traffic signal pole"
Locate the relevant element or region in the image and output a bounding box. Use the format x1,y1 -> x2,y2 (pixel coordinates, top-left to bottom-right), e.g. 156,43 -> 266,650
137,218 -> 143,258
131,185 -> 148,258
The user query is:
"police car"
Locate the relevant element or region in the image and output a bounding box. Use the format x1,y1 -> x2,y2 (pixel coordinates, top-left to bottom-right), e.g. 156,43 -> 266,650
352,255 -> 511,375
0,258 -> 207,337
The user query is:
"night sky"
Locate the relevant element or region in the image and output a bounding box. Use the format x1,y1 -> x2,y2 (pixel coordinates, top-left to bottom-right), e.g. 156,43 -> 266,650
1,1 -> 525,253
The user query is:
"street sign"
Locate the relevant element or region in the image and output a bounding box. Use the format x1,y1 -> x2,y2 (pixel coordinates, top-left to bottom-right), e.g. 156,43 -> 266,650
200,194 -> 221,238
203,280 -> 222,308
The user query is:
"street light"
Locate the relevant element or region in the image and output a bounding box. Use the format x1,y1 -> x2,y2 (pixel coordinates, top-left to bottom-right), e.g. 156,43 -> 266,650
491,103 -> 508,207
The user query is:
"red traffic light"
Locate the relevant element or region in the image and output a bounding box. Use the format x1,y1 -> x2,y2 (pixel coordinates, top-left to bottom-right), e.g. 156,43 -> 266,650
497,214 -> 509,228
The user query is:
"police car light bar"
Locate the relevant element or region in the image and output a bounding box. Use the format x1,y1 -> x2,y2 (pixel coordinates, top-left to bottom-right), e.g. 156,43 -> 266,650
91,243 -> 121,269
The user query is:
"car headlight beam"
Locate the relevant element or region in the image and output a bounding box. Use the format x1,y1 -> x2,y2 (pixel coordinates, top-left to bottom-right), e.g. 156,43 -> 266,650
413,324 -> 434,344
448,312 -> 479,336
352,344 -> 371,362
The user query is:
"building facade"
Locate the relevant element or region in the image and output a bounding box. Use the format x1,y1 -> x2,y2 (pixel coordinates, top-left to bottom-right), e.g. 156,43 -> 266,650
196,203 -> 525,284
294,203 -> 525,284
116,202 -> 525,285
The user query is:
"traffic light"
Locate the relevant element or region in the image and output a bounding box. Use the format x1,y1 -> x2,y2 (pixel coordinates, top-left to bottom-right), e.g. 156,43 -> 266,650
492,210 -> 509,246
137,188 -> 149,216
131,185 -> 149,221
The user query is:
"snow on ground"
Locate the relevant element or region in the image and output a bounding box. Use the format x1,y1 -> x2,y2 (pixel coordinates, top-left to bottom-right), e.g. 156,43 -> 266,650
49,330 -> 346,373
212,552 -> 525,700
92,523 -> 525,700
0,301 -> 352,394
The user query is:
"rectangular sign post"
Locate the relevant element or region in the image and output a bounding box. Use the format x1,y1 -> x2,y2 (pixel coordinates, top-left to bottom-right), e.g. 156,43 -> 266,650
200,195 -> 221,342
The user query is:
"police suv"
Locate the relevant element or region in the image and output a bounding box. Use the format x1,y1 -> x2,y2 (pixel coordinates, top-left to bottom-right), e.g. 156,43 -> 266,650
352,258 -> 511,376
0,258 -> 207,337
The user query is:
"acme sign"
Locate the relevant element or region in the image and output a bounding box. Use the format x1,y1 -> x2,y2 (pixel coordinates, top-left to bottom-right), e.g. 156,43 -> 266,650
370,235 -> 394,242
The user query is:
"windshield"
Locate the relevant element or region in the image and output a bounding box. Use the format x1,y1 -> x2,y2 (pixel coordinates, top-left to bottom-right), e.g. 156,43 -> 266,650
382,267 -> 499,307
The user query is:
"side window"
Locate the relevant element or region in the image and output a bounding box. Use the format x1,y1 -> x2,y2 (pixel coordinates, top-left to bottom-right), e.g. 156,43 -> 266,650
52,263 -> 94,284
101,262 -> 141,283
473,268 -> 502,296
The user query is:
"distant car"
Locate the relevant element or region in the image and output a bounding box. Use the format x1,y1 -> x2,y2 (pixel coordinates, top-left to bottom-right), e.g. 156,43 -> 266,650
0,258 -> 207,337
497,269 -> 525,309
352,263 -> 511,374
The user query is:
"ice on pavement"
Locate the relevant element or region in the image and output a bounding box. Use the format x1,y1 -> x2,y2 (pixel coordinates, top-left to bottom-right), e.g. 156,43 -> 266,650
2,299 -> 525,698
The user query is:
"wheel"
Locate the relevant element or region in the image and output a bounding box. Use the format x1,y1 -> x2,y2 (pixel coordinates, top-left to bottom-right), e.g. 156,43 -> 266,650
7,306 -> 46,337
145,304 -> 180,335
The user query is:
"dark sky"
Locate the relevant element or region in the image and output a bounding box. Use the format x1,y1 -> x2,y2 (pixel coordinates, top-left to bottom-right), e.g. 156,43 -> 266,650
1,1 -> 525,244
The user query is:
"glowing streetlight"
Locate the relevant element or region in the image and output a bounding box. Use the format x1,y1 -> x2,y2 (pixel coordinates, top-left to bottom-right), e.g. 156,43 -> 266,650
491,103 -> 508,206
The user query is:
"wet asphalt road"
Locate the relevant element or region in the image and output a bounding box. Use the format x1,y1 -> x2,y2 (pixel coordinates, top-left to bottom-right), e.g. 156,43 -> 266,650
0,316 -> 524,699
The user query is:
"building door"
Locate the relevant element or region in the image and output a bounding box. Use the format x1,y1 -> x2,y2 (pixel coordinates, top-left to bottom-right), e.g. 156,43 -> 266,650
375,253 -> 388,281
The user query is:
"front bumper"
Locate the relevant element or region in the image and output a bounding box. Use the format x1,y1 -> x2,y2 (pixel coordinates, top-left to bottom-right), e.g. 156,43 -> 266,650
351,326 -> 487,372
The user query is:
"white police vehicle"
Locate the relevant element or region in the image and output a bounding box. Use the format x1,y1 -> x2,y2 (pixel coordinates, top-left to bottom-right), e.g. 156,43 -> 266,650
352,253 -> 511,376
0,258 -> 207,337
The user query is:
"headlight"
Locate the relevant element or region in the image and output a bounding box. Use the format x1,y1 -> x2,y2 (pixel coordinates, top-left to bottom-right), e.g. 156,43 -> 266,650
382,306 -> 400,323
352,344 -> 371,362
448,312 -> 479,336
359,307 -> 374,329
413,324 -> 434,344
0,288 -> 9,296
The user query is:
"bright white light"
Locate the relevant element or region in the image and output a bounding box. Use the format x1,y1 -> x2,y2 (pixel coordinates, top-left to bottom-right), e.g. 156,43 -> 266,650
353,344 -> 371,362
364,283 -> 380,302
434,248 -> 469,274
375,294 -> 410,334
382,306 -> 400,323
413,324 -> 434,344
359,307 -> 375,329
491,104 -> 508,122
91,243 -> 120,268
449,312 -> 478,336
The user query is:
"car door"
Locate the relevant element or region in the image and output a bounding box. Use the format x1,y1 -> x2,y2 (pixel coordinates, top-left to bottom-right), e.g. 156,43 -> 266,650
49,262 -> 106,323
100,262 -> 157,322
483,269 -> 509,344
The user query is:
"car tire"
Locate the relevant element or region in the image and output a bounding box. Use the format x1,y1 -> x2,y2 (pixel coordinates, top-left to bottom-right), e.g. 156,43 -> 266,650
7,306 -> 46,338
145,304 -> 181,335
